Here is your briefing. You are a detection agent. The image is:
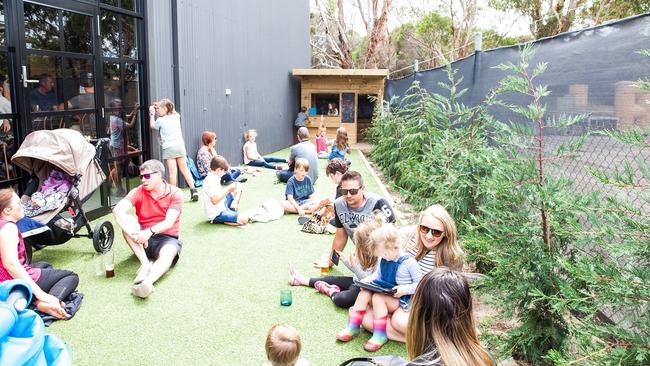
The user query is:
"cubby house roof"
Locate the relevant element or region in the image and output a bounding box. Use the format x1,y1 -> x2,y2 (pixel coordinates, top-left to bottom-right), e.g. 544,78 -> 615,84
292,69 -> 388,78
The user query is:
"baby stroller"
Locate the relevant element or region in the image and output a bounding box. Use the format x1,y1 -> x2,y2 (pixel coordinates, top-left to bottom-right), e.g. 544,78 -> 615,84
11,129 -> 115,261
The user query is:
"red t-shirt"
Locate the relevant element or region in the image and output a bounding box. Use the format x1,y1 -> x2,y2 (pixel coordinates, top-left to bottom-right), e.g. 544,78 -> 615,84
127,182 -> 183,237
0,219 -> 41,283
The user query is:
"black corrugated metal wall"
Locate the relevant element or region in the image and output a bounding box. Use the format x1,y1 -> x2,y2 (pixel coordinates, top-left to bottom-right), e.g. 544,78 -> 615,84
147,0 -> 309,166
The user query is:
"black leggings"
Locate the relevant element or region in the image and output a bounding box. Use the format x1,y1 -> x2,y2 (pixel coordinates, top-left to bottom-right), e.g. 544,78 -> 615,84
309,275 -> 360,309
33,263 -> 79,301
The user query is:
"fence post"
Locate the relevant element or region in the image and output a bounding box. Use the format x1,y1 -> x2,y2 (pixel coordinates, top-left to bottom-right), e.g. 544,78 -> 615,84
413,59 -> 419,83
471,32 -> 483,107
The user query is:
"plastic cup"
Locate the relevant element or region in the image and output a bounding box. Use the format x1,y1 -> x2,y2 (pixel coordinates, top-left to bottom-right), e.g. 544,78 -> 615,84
103,250 -> 115,278
319,252 -> 330,276
280,289 -> 292,306
320,261 -> 330,276
93,253 -> 104,276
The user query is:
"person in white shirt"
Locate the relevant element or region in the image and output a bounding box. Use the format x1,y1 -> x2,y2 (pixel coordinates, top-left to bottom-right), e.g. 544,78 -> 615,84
201,155 -> 249,226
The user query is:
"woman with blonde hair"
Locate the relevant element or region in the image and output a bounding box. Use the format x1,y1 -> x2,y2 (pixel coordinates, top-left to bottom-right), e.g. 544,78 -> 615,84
149,98 -> 198,201
362,204 -> 465,342
407,267 -> 494,366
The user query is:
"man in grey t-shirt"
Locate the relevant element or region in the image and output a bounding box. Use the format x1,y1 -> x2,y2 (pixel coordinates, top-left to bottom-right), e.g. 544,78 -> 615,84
329,171 -> 396,264
277,127 -> 319,183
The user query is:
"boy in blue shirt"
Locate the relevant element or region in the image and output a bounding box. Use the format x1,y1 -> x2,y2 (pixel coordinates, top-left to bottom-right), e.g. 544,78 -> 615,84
281,158 -> 319,216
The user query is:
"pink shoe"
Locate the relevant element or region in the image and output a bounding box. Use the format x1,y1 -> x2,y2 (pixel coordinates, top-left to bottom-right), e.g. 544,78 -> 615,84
363,339 -> 386,352
275,165 -> 284,171
314,281 -> 341,297
289,263 -> 302,286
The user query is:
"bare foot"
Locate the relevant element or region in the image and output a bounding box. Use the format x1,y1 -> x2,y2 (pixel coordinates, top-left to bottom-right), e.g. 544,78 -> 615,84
134,262 -> 152,284
289,263 -> 309,286
36,300 -> 70,319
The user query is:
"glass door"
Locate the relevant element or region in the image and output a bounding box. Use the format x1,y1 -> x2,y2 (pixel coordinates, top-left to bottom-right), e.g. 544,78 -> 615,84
16,1 -> 105,212
20,1 -> 98,137
0,0 -> 147,215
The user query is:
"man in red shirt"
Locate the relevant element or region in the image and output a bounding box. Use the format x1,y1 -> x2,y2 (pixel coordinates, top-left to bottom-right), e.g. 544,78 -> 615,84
113,159 -> 183,298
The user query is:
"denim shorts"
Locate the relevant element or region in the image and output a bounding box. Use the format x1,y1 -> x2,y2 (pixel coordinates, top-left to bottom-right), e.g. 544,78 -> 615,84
211,208 -> 239,224
210,193 -> 238,223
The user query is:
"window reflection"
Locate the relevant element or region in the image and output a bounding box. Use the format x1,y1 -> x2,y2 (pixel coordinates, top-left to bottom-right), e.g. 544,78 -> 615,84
100,11 -> 119,57
101,0 -> 120,7
124,63 -> 140,107
0,3 -> 6,45
101,11 -> 139,59
101,0 -> 137,12
0,53 -> 11,112
24,3 -> 59,51
103,62 -> 121,105
27,55 -> 60,112
107,105 -> 140,196
122,16 -> 138,58
63,11 -> 92,54
0,118 -> 16,182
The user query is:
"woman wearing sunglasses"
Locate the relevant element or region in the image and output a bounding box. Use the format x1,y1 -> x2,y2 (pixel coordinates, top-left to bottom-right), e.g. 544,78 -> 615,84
361,204 -> 464,343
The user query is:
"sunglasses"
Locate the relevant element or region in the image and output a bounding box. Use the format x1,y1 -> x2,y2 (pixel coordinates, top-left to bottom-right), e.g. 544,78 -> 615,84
341,187 -> 362,196
139,172 -> 159,180
419,225 -> 444,238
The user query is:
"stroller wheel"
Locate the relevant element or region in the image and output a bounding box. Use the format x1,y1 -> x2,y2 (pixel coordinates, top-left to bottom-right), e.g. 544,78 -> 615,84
93,220 -> 114,253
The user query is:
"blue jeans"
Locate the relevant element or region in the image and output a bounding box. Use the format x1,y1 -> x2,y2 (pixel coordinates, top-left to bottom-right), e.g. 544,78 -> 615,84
276,168 -> 294,183
247,157 -> 286,170
211,193 -> 239,224
220,168 -> 241,184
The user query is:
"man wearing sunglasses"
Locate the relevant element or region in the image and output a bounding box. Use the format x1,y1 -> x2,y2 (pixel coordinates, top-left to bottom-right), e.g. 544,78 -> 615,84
113,159 -> 184,299
328,171 -> 396,265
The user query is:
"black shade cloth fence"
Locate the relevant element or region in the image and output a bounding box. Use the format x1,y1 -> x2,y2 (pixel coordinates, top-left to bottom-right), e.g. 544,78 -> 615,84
385,13 -> 650,215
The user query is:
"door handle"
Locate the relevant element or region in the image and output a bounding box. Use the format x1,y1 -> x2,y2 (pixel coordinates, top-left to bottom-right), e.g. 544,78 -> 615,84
21,65 -> 39,88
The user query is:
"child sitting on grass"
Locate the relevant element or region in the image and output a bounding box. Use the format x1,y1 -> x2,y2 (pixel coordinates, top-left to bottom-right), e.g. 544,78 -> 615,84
328,127 -> 351,165
201,155 -> 249,226
336,223 -> 423,352
289,217 -> 379,308
264,324 -> 309,366
280,158 -> 319,216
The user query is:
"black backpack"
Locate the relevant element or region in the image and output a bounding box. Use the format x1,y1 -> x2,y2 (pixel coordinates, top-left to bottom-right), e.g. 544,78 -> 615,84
339,355 -> 411,366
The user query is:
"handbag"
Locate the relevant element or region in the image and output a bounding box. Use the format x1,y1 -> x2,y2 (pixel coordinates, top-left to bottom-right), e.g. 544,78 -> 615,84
339,355 -> 410,366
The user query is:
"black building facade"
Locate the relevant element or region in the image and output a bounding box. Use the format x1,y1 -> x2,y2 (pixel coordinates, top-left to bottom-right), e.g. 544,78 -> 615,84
0,0 -> 309,217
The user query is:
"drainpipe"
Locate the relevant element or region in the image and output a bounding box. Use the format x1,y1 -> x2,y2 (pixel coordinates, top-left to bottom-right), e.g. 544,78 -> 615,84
171,0 -> 181,113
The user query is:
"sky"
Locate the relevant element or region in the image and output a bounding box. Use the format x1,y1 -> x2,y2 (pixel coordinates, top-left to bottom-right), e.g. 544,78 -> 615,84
309,0 -> 531,37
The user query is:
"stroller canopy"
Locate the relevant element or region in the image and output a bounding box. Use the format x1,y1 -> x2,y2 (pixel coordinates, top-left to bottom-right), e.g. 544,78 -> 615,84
12,129 -> 98,176
12,129 -> 106,209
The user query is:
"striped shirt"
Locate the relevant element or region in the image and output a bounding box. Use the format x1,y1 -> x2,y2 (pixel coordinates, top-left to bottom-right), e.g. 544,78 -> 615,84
403,227 -> 436,275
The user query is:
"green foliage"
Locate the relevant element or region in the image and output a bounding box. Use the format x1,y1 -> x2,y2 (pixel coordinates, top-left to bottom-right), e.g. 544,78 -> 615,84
370,43 -> 650,364
480,29 -> 530,49
368,67 -> 508,225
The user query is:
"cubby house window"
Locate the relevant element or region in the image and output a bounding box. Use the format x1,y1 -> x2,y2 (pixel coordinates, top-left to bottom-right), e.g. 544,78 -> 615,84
311,93 -> 339,115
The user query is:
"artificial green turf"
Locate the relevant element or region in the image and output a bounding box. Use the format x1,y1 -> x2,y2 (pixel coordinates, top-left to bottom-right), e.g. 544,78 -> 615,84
33,149 -> 409,365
